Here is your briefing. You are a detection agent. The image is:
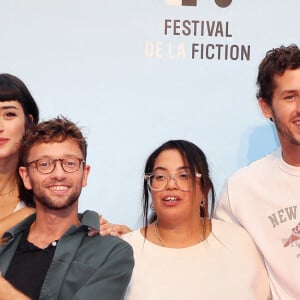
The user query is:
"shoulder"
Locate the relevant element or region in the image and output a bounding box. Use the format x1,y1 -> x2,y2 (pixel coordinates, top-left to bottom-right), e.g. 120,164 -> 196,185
212,218 -> 245,233
86,233 -> 133,256
211,219 -> 257,248
78,210 -> 134,258
122,229 -> 142,247
63,234 -> 134,273
229,149 -> 279,181
122,229 -> 140,241
2,213 -> 35,239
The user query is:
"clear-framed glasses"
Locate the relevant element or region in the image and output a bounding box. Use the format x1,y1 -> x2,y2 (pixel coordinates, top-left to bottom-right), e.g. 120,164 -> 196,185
144,171 -> 201,192
26,157 -> 85,174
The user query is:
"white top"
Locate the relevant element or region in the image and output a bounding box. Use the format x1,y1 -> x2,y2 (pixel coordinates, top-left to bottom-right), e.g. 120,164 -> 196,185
13,201 -> 26,212
215,148 -> 300,300
122,219 -> 270,300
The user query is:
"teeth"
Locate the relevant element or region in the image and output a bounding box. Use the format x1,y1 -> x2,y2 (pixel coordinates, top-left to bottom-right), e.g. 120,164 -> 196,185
51,186 -> 67,191
165,196 -> 177,202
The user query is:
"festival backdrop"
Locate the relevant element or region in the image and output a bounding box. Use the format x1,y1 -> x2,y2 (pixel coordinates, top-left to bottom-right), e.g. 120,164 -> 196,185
0,0 -> 298,228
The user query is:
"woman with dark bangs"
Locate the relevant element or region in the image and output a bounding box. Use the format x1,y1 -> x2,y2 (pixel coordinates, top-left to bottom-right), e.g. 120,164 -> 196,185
0,73 -> 39,236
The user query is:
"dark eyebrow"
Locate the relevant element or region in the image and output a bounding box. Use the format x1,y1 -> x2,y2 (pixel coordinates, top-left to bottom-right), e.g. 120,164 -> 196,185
280,90 -> 298,95
152,167 -> 167,173
0,105 -> 18,110
152,166 -> 190,173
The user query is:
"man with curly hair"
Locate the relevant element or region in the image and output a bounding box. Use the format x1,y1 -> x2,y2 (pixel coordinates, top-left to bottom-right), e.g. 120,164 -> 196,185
215,44 -> 300,300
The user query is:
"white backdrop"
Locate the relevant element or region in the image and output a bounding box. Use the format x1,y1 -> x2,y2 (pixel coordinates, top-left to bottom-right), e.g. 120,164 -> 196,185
1,0 -> 298,228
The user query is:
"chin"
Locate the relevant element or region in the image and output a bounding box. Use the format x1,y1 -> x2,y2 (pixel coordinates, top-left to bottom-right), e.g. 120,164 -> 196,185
37,197 -> 78,210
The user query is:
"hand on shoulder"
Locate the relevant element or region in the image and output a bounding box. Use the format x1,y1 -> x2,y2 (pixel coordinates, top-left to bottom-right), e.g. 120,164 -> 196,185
88,215 -> 132,237
100,218 -> 132,237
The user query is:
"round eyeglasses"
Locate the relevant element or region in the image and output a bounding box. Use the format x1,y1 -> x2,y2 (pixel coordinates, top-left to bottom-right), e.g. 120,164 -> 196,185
144,171 -> 201,192
26,157 -> 85,174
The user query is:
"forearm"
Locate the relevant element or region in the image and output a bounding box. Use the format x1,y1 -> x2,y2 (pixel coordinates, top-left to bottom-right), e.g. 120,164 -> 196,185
0,275 -> 30,300
0,207 -> 35,237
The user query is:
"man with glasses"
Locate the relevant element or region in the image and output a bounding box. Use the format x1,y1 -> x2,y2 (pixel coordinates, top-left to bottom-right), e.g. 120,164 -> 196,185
0,116 -> 134,300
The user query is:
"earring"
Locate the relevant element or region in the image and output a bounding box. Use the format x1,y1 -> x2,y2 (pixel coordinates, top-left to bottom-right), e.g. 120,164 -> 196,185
200,199 -> 206,207
200,199 -> 206,218
150,203 -> 155,210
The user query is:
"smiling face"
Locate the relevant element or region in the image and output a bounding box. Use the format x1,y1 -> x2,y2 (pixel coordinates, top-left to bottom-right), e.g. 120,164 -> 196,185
19,139 -> 90,210
0,100 -> 27,162
260,68 -> 300,152
150,149 -> 204,224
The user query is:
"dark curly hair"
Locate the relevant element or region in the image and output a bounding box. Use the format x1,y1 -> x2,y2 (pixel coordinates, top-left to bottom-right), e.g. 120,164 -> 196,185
21,116 -> 87,166
257,44 -> 300,105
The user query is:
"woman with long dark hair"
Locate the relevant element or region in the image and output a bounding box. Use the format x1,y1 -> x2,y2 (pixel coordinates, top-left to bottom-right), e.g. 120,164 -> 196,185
0,73 -> 39,236
122,140 -> 270,299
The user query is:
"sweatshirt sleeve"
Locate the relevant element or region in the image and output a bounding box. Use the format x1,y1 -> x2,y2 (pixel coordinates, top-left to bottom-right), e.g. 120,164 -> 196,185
213,180 -> 241,224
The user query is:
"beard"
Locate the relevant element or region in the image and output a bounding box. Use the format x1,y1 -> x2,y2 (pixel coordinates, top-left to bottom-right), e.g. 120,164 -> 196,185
273,110 -> 300,146
32,183 -> 82,210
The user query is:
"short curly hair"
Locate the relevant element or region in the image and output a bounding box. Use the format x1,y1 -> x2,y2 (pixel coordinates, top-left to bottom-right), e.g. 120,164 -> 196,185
21,116 -> 87,167
256,44 -> 300,105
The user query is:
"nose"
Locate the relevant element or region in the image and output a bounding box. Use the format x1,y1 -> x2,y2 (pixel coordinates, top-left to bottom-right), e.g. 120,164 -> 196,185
165,175 -> 178,190
50,160 -> 66,178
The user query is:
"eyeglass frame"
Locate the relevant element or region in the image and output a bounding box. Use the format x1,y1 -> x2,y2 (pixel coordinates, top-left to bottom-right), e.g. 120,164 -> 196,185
144,171 -> 202,192
25,157 -> 86,174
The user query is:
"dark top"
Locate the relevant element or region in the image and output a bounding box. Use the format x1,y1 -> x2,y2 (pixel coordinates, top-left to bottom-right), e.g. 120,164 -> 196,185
5,227 -> 57,300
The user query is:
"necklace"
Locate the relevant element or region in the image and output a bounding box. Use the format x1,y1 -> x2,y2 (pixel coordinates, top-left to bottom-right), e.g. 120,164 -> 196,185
154,219 -> 206,247
154,221 -> 165,247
